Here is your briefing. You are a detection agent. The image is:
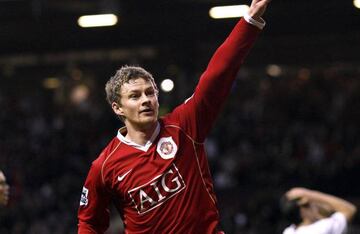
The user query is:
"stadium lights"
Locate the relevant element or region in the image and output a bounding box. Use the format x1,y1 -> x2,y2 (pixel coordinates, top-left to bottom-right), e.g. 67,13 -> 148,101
266,64 -> 282,77
78,14 -> 118,28
354,0 -> 360,9
160,79 -> 174,92
209,5 -> 250,19
43,77 -> 61,89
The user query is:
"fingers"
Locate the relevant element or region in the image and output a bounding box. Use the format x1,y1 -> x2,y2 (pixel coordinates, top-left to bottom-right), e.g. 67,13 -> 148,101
252,0 -> 271,7
254,0 -> 270,10
249,0 -> 271,19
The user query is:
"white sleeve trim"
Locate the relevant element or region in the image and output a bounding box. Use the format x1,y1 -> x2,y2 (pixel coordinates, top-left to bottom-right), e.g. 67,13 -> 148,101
244,13 -> 266,30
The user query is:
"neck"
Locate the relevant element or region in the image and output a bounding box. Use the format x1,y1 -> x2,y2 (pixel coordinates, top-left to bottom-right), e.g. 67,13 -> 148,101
298,207 -> 319,227
125,122 -> 158,146
298,219 -> 312,227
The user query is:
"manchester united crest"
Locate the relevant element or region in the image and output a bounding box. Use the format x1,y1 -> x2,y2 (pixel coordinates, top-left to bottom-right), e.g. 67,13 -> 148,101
156,137 -> 178,159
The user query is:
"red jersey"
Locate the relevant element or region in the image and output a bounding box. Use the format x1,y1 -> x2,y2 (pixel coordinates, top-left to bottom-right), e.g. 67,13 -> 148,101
78,18 -> 261,234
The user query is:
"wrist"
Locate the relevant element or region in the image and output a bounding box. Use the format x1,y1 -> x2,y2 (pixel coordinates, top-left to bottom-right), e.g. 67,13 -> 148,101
244,13 -> 265,30
248,12 -> 261,22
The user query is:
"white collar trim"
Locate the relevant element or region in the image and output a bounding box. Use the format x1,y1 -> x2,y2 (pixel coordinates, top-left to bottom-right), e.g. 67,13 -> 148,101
117,122 -> 160,152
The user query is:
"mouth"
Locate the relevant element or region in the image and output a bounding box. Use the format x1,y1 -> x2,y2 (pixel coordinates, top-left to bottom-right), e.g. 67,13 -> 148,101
139,108 -> 154,114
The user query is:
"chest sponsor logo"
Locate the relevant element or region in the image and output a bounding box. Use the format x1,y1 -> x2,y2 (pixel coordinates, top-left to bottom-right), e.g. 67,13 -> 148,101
156,136 -> 178,159
128,163 -> 186,214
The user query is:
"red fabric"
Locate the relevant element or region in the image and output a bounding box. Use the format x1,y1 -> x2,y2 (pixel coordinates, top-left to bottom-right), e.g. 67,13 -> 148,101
78,19 -> 261,234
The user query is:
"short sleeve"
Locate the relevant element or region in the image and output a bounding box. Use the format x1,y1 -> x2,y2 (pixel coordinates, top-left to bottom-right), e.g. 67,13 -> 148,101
328,212 -> 347,233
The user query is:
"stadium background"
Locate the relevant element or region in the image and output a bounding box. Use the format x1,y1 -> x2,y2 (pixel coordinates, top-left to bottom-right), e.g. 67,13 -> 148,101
0,0 -> 359,233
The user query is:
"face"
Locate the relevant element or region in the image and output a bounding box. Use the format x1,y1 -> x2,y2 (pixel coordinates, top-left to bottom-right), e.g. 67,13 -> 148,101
112,77 -> 159,130
300,203 -> 323,223
0,171 -> 9,206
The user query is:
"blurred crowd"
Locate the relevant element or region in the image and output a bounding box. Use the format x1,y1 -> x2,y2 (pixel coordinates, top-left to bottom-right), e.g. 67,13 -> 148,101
209,64 -> 360,233
0,60 -> 359,233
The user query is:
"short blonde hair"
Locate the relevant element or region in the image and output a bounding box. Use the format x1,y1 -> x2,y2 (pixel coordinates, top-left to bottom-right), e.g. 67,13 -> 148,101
105,65 -> 158,105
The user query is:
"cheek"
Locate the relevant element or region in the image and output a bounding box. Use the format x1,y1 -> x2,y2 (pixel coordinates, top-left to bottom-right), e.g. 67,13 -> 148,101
122,103 -> 138,115
153,96 -> 159,107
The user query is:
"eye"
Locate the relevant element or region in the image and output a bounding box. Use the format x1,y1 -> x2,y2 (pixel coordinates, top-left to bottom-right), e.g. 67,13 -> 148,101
146,89 -> 155,96
129,94 -> 139,99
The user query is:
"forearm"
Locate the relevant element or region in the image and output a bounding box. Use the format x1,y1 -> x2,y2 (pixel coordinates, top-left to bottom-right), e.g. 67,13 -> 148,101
206,15 -> 262,75
307,190 -> 357,221
200,17 -> 262,102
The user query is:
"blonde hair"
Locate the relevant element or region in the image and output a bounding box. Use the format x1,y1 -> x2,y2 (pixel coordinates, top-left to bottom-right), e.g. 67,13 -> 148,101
105,65 -> 158,105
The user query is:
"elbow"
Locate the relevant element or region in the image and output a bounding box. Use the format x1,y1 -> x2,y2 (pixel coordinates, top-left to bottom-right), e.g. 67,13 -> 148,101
346,204 -> 357,222
350,204 -> 357,219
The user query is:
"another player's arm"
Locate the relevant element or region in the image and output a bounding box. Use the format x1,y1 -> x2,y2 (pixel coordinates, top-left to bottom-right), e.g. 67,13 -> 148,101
287,187 -> 357,221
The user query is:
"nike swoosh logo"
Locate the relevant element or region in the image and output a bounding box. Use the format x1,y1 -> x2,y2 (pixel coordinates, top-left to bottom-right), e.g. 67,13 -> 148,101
117,169 -> 132,182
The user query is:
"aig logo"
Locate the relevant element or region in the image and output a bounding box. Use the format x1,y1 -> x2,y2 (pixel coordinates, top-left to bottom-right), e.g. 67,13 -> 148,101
128,164 -> 186,214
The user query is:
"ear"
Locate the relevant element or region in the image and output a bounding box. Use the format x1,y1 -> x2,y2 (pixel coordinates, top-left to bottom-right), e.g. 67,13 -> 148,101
112,102 -> 124,116
297,197 -> 309,206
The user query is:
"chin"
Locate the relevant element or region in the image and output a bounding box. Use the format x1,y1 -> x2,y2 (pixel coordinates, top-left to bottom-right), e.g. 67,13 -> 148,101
139,116 -> 158,126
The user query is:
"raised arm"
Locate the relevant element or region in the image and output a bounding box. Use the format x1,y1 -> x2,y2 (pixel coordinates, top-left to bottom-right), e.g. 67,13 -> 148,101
204,0 -> 270,78
286,187 -> 357,221
169,0 -> 271,141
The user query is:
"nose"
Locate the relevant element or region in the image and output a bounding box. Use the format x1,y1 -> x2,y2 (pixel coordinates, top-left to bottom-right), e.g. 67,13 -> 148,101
141,94 -> 151,105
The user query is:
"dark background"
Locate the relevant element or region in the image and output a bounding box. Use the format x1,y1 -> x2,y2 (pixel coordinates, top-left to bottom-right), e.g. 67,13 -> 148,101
0,0 -> 359,233
1,0 -> 359,59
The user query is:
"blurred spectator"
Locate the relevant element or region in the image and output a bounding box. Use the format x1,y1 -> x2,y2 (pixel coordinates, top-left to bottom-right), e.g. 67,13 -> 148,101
281,187 -> 357,234
0,170 -> 9,206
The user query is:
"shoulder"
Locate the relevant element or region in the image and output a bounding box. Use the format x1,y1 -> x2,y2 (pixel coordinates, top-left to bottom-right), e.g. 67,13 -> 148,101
327,212 -> 347,227
86,136 -> 124,187
91,137 -> 122,174
160,115 -> 180,128
330,212 -> 347,221
308,212 -> 347,233
94,137 -> 121,162
283,225 -> 296,234
319,212 -> 347,225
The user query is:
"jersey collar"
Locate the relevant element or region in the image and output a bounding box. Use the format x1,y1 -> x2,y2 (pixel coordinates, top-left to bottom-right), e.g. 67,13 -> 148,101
117,122 -> 160,152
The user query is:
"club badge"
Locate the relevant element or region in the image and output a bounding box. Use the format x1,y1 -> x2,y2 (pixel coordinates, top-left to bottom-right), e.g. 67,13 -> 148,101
156,136 -> 177,159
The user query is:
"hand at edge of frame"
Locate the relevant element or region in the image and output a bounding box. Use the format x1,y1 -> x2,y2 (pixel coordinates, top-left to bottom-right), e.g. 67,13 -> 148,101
248,0 -> 271,21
